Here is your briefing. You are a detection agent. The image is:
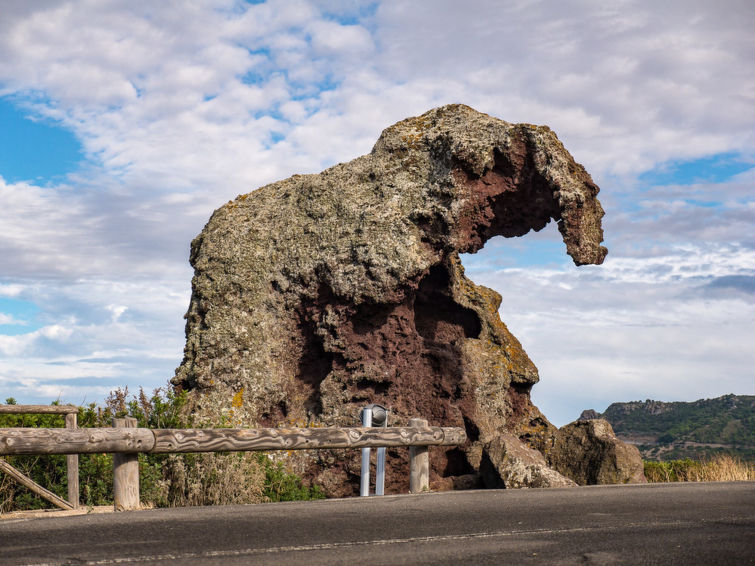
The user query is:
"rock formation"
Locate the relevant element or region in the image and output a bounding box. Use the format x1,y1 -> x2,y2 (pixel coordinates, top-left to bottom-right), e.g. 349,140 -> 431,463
549,420 -> 647,485
480,432 -> 577,489
172,104 -> 634,494
578,409 -> 601,421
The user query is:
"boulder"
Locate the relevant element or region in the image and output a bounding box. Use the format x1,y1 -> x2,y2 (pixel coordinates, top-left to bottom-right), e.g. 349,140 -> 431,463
549,419 -> 647,485
578,409 -> 600,420
172,104 -> 608,494
480,433 -> 577,489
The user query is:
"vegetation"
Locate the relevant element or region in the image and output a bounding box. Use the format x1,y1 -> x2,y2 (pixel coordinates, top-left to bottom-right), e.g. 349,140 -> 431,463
644,455 -> 754,483
261,455 -> 325,502
589,394 -> 755,461
0,389 -> 324,513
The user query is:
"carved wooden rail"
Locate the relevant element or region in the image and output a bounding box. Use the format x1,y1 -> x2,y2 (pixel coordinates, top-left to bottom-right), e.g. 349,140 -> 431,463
0,415 -> 466,511
0,404 -> 79,511
0,424 -> 466,454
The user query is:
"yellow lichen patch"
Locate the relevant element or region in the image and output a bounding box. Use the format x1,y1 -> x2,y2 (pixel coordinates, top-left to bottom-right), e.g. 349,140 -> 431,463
231,388 -> 244,408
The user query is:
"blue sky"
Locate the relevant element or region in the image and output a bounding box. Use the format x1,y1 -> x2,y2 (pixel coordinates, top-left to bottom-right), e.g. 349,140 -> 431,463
0,97 -> 85,184
0,0 -> 753,426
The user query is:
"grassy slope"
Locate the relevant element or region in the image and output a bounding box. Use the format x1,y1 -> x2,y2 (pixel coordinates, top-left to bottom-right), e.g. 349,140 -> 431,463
590,394 -> 755,461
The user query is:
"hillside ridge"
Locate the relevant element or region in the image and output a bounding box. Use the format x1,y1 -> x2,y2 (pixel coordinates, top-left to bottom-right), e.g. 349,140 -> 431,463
579,394 -> 755,461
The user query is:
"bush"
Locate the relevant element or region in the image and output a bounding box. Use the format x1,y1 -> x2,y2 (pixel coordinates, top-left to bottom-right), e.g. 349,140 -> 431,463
259,454 -> 325,502
1,389 -> 324,512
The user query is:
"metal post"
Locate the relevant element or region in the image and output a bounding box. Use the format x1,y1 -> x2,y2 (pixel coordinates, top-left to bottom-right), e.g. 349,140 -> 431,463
375,408 -> 388,496
360,408 -> 372,496
375,445 -> 386,496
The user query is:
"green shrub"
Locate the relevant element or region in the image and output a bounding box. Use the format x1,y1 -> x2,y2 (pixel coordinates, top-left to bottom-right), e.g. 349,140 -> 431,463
644,459 -> 700,482
259,454 -> 325,502
1,389 -> 324,512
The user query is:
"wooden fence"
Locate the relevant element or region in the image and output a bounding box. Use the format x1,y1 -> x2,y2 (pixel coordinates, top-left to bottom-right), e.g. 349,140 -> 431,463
0,404 -> 79,510
1,408 -> 465,511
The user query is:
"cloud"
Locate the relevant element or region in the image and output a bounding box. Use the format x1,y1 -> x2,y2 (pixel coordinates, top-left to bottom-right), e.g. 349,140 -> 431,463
369,0 -> 755,175
0,278 -> 188,404
1,0 -> 752,184
0,323 -> 74,357
463,231 -> 755,425
0,313 -> 27,326
705,275 -> 755,295
0,285 -> 24,298
0,0 -> 752,419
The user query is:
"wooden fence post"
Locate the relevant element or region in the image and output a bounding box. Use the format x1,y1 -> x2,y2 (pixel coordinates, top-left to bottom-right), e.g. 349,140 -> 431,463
65,412 -> 79,509
409,418 -> 429,493
112,417 -> 139,511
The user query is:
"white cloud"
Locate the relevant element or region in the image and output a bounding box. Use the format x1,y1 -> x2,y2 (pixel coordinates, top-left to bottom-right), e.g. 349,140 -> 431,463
0,0 -> 752,419
0,285 -> 25,298
0,314 -> 26,326
106,304 -> 128,322
0,323 -> 73,356
309,20 -> 374,56
0,278 -> 188,404
368,0 -> 755,176
464,233 -> 755,425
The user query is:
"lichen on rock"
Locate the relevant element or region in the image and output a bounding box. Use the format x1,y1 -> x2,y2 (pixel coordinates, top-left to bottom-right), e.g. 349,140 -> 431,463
172,104 -> 632,494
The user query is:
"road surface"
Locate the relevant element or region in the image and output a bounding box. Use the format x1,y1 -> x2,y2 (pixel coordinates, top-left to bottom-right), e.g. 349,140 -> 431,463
1,482 -> 753,565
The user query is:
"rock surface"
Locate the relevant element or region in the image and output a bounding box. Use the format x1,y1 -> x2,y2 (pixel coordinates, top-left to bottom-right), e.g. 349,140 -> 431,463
549,420 -> 647,485
172,104 -> 612,494
480,432 -> 577,489
578,409 -> 600,421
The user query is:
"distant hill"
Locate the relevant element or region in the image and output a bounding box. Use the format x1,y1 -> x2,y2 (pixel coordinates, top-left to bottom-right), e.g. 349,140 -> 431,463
579,394 -> 755,461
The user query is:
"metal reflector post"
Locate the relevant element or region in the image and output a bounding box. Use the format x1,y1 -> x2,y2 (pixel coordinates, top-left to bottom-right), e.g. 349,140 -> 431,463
375,446 -> 386,495
359,407 -> 372,496
375,409 -> 388,496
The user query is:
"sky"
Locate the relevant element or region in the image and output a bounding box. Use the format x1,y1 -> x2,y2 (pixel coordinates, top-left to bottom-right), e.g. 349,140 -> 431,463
0,0 -> 753,426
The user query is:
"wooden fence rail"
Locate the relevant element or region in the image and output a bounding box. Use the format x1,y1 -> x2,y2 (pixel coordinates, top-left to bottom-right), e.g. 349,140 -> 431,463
0,425 -> 465,455
1,415 -> 466,511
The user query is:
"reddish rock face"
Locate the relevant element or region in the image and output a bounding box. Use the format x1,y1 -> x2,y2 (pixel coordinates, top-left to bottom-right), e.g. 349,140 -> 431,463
173,105 -> 614,494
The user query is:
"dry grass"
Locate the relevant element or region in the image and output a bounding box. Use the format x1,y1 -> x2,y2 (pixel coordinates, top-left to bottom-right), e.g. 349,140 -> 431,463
644,454 -> 755,483
160,452 -> 266,507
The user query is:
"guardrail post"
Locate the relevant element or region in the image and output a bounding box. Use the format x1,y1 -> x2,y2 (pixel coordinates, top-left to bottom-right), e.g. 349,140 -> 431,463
65,412 -> 79,509
409,418 -> 429,493
359,408 -> 372,496
112,417 -> 139,511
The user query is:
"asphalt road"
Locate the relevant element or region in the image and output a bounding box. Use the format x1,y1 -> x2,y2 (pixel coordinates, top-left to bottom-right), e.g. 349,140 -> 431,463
1,482 -> 753,565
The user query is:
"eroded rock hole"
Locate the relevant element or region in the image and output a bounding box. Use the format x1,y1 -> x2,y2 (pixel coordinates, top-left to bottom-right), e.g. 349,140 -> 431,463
259,400 -> 289,427
295,320 -> 333,416
352,301 -> 396,336
463,415 -> 480,443
442,447 -> 476,477
458,149 -> 562,254
484,169 -> 560,239
414,264 -> 481,341
295,286 -> 339,416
